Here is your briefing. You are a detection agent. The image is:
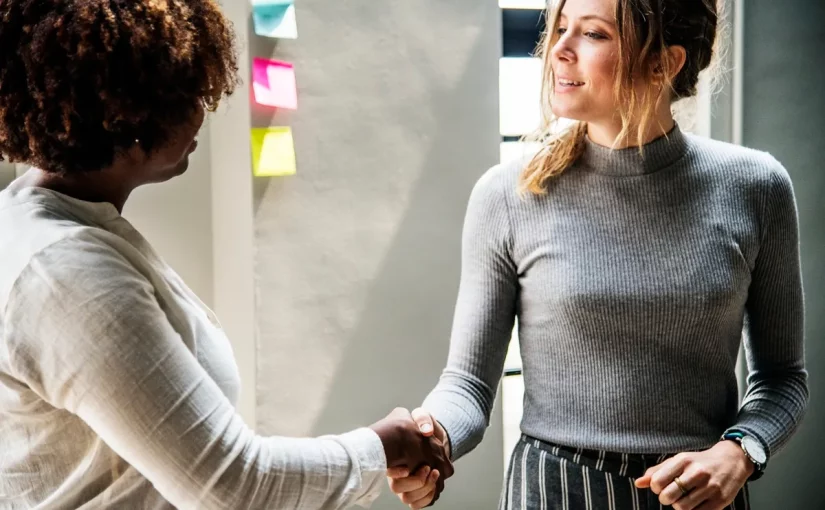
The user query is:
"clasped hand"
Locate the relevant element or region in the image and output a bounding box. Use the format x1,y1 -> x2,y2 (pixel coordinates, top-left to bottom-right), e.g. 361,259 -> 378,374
635,440 -> 754,510
370,408 -> 453,509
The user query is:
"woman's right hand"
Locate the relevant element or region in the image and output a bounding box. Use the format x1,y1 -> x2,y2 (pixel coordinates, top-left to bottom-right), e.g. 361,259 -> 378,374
386,408 -> 452,508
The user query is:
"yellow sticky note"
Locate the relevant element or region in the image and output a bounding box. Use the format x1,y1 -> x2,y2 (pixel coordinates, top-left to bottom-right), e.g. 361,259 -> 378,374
251,127 -> 296,176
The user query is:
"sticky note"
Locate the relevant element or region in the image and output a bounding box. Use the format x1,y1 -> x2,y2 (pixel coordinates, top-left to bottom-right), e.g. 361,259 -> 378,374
251,0 -> 298,39
252,58 -> 297,109
251,127 -> 296,176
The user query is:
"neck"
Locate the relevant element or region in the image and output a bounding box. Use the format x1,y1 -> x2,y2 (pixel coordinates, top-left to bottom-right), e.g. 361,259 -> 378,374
587,113 -> 676,149
19,166 -> 138,214
579,121 -> 687,176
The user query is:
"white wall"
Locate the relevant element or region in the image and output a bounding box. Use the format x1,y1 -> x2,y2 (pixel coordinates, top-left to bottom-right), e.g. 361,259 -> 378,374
250,1 -> 505,508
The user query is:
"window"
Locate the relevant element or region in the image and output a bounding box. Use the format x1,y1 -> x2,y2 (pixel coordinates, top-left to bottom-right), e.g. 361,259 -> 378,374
499,1 -> 548,11
499,58 -> 543,137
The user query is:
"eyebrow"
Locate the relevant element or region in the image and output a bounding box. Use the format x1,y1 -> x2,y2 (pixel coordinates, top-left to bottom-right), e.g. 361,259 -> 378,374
559,13 -> 615,25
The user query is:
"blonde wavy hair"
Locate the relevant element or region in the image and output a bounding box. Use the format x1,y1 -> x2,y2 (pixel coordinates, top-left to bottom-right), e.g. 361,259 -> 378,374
520,0 -> 722,195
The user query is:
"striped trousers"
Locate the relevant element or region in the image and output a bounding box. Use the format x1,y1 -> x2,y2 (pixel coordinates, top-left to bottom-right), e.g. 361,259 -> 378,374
500,435 -> 750,510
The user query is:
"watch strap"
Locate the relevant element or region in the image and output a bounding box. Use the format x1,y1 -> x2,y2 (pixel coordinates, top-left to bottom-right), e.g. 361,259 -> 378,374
721,431 -> 765,481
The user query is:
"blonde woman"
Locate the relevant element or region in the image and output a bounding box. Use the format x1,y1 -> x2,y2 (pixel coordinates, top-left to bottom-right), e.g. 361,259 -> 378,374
388,0 -> 807,508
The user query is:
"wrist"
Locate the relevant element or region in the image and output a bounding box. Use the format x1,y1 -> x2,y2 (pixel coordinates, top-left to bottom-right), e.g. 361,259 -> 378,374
716,439 -> 755,478
369,419 -> 404,467
720,430 -> 768,481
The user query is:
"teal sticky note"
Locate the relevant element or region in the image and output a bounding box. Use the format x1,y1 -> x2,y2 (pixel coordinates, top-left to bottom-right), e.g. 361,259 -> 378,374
252,0 -> 298,39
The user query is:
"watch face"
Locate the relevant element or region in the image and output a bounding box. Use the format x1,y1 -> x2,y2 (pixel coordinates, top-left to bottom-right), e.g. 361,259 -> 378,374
741,436 -> 768,465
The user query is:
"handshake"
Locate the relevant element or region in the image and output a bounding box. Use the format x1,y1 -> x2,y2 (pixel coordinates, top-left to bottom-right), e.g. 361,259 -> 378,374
369,407 -> 454,509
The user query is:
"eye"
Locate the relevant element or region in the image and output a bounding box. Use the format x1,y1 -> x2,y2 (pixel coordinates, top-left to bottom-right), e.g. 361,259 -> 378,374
585,31 -> 607,40
556,27 -> 567,35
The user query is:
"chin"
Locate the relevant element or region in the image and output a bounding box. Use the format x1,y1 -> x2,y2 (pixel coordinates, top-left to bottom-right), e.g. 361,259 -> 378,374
551,106 -> 584,122
150,158 -> 189,184
172,158 -> 190,176
550,98 -> 577,118
551,102 -> 603,124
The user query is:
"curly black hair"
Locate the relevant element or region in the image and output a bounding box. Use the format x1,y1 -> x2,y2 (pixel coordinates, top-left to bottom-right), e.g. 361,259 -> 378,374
0,0 -> 239,174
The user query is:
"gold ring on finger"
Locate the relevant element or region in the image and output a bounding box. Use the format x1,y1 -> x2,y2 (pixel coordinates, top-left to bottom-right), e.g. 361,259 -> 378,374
673,476 -> 690,496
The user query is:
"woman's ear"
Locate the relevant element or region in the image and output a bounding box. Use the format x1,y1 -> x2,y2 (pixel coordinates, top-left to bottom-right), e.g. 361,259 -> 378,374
665,45 -> 687,79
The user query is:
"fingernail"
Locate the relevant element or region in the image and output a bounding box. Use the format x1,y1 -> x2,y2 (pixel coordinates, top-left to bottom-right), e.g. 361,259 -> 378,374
420,423 -> 433,433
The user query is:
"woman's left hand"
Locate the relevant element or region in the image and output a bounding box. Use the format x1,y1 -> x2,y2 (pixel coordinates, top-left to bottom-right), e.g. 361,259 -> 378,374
634,440 -> 754,510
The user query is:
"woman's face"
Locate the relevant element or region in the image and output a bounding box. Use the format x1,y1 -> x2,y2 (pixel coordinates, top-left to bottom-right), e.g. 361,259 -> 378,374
143,104 -> 206,183
549,0 -> 621,124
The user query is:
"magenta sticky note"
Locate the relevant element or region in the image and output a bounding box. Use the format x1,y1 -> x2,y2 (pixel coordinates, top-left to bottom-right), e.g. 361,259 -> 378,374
252,58 -> 298,109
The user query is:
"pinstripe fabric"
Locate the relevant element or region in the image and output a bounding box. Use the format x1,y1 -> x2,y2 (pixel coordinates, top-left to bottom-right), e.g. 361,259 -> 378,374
605,472 -> 615,510
540,450 -> 548,510
501,436 -> 750,510
523,443 -> 531,510
561,457 -> 570,510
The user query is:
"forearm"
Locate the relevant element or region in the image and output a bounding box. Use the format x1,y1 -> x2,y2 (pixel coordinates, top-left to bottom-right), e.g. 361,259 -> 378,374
733,164 -> 808,456
195,427 -> 387,510
727,366 -> 808,455
8,235 -> 388,510
422,368 -> 497,460
420,167 -> 518,461
67,343 -> 389,510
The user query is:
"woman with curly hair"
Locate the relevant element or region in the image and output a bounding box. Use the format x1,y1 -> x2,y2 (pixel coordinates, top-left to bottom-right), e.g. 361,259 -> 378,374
0,2 -> 452,509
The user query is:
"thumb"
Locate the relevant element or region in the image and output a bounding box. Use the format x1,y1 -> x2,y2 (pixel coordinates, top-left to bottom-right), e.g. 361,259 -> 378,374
411,407 -> 435,436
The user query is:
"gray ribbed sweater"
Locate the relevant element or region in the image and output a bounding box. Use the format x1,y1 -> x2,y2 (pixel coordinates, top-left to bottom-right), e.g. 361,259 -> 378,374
422,125 -> 808,462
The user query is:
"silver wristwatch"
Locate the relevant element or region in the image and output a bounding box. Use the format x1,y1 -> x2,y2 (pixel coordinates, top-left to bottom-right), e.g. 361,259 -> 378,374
721,431 -> 767,481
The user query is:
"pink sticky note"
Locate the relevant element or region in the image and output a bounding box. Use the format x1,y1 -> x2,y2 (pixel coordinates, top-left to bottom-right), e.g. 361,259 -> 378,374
252,58 -> 298,109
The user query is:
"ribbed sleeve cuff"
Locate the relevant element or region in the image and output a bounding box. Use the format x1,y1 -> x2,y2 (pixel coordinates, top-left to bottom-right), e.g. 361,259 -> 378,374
422,398 -> 482,461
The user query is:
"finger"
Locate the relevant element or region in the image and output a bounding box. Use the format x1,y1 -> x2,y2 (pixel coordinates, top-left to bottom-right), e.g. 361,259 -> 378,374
434,457 -> 454,480
433,471 -> 445,502
634,474 -> 651,489
650,456 -> 691,494
387,466 -> 411,478
692,500 -> 725,510
658,479 -> 689,507
668,464 -> 713,509
420,435 -> 453,481
635,463 -> 664,488
411,487 -> 436,510
671,486 -> 713,510
401,471 -> 438,506
411,408 -> 435,436
389,466 -> 431,494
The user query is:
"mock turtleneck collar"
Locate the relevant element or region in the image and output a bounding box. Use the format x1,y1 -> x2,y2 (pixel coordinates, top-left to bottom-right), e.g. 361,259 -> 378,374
578,124 -> 688,176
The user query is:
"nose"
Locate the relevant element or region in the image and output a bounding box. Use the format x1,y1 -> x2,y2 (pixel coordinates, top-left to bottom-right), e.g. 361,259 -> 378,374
550,34 -> 576,64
